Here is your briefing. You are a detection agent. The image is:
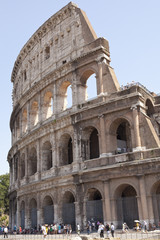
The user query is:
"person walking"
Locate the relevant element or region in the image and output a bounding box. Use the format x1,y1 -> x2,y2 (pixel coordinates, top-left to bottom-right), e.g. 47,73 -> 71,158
111,223 -> 115,237
105,223 -> 110,238
4,226 -> 8,238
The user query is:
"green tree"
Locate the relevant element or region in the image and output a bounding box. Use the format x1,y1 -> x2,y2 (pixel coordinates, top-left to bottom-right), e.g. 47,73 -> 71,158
0,173 -> 9,214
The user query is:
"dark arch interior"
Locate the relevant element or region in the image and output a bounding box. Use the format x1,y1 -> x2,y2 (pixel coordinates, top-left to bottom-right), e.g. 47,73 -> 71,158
90,129 -> 99,159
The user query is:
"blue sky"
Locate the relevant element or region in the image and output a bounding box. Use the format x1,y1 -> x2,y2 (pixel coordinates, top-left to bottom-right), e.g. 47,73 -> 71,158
0,0 -> 160,175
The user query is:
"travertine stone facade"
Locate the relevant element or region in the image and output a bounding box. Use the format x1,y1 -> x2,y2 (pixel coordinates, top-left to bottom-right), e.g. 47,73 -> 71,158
8,2 -> 160,230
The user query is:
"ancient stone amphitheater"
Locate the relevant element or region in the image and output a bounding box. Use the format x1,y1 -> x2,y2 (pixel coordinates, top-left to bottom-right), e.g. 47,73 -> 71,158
8,2 -> 160,231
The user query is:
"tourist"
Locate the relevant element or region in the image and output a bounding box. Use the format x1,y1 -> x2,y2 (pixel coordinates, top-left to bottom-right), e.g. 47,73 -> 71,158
111,223 -> 115,237
4,226 -> 8,238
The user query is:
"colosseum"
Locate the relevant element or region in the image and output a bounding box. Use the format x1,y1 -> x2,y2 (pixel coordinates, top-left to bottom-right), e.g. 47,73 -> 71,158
8,2 -> 160,231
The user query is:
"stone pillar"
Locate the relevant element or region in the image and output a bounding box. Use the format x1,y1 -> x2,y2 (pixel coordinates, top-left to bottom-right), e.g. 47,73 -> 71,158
147,195 -> 154,224
98,115 -> 107,157
110,198 -> 117,226
137,196 -> 143,221
75,201 -> 81,226
25,197 -> 30,229
72,128 -> 80,172
132,106 -> 142,151
54,204 -> 59,223
27,101 -> 30,132
38,92 -> 42,125
138,175 -> 149,222
103,180 -> 112,223
83,199 -> 87,227
98,60 -> 104,95
17,197 -> 20,228
25,147 -> 29,180
37,139 -> 41,173
51,130 -> 57,168
53,83 -> 57,115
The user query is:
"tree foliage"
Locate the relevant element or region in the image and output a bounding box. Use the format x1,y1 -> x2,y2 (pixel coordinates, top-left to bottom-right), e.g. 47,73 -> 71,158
0,173 -> 9,214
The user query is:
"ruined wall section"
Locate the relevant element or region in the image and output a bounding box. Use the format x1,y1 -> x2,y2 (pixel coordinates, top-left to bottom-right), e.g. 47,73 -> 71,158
11,2 -> 97,108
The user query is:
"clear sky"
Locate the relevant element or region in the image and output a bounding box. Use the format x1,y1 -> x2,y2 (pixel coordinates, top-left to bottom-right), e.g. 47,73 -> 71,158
0,0 -> 160,175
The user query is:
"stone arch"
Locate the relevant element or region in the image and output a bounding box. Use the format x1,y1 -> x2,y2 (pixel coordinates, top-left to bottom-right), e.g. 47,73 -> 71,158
28,147 -> 37,176
42,141 -> 52,171
20,201 -> 25,229
59,133 -> 73,166
115,184 -> 139,228
42,91 -> 53,121
20,153 -> 25,179
79,69 -> 98,103
109,117 -> 132,154
62,191 -> 76,230
81,126 -> 99,160
86,188 -> 103,224
30,100 -> 39,127
42,195 -> 54,225
150,180 -> 160,225
29,198 -> 37,229
145,98 -> 155,117
22,108 -> 27,134
57,80 -> 72,111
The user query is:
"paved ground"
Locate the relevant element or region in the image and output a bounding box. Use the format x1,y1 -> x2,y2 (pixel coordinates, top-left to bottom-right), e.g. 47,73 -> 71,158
0,230 -> 160,240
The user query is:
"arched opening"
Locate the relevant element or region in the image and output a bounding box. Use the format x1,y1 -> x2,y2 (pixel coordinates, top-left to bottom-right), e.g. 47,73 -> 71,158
81,127 -> 99,160
115,120 -> 132,154
28,147 -> 37,176
45,46 -> 50,60
58,81 -> 72,112
86,188 -> 103,226
62,191 -> 75,230
152,182 -> 160,225
16,116 -> 20,139
146,99 -> 155,117
22,109 -> 27,134
86,73 -> 97,100
90,128 -> 99,159
42,91 -> 53,121
59,134 -> 73,166
30,101 -> 39,127
20,153 -> 25,179
79,70 -> 97,103
116,185 -> 139,228
20,201 -> 25,229
43,196 -> 54,225
42,141 -> 52,171
30,199 -> 37,229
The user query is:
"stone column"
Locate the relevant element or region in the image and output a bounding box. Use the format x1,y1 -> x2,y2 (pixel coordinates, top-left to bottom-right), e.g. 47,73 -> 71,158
53,83 -> 57,115
38,92 -> 42,125
27,101 -> 30,132
83,199 -> 87,227
17,197 -> 20,228
37,139 -> 41,173
51,130 -> 57,168
25,147 -> 29,180
75,201 -> 81,226
54,203 -> 59,223
110,198 -> 117,226
103,180 -> 112,223
25,197 -> 30,229
72,128 -> 80,172
138,175 -> 149,222
132,106 -> 142,151
98,115 -> 107,157
98,60 -> 104,95
37,193 -> 42,227
137,196 -> 143,220
147,195 -> 154,224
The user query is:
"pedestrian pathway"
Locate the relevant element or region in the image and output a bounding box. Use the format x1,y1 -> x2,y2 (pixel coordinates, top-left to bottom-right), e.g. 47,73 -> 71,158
0,230 -> 160,240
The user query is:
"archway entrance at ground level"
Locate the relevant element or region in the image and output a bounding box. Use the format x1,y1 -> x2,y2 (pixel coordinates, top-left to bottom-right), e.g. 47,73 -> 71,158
30,199 -> 37,229
43,196 -> 54,225
116,185 -> 139,229
86,188 -> 103,225
152,183 -> 160,225
20,201 -> 25,229
62,191 -> 75,231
